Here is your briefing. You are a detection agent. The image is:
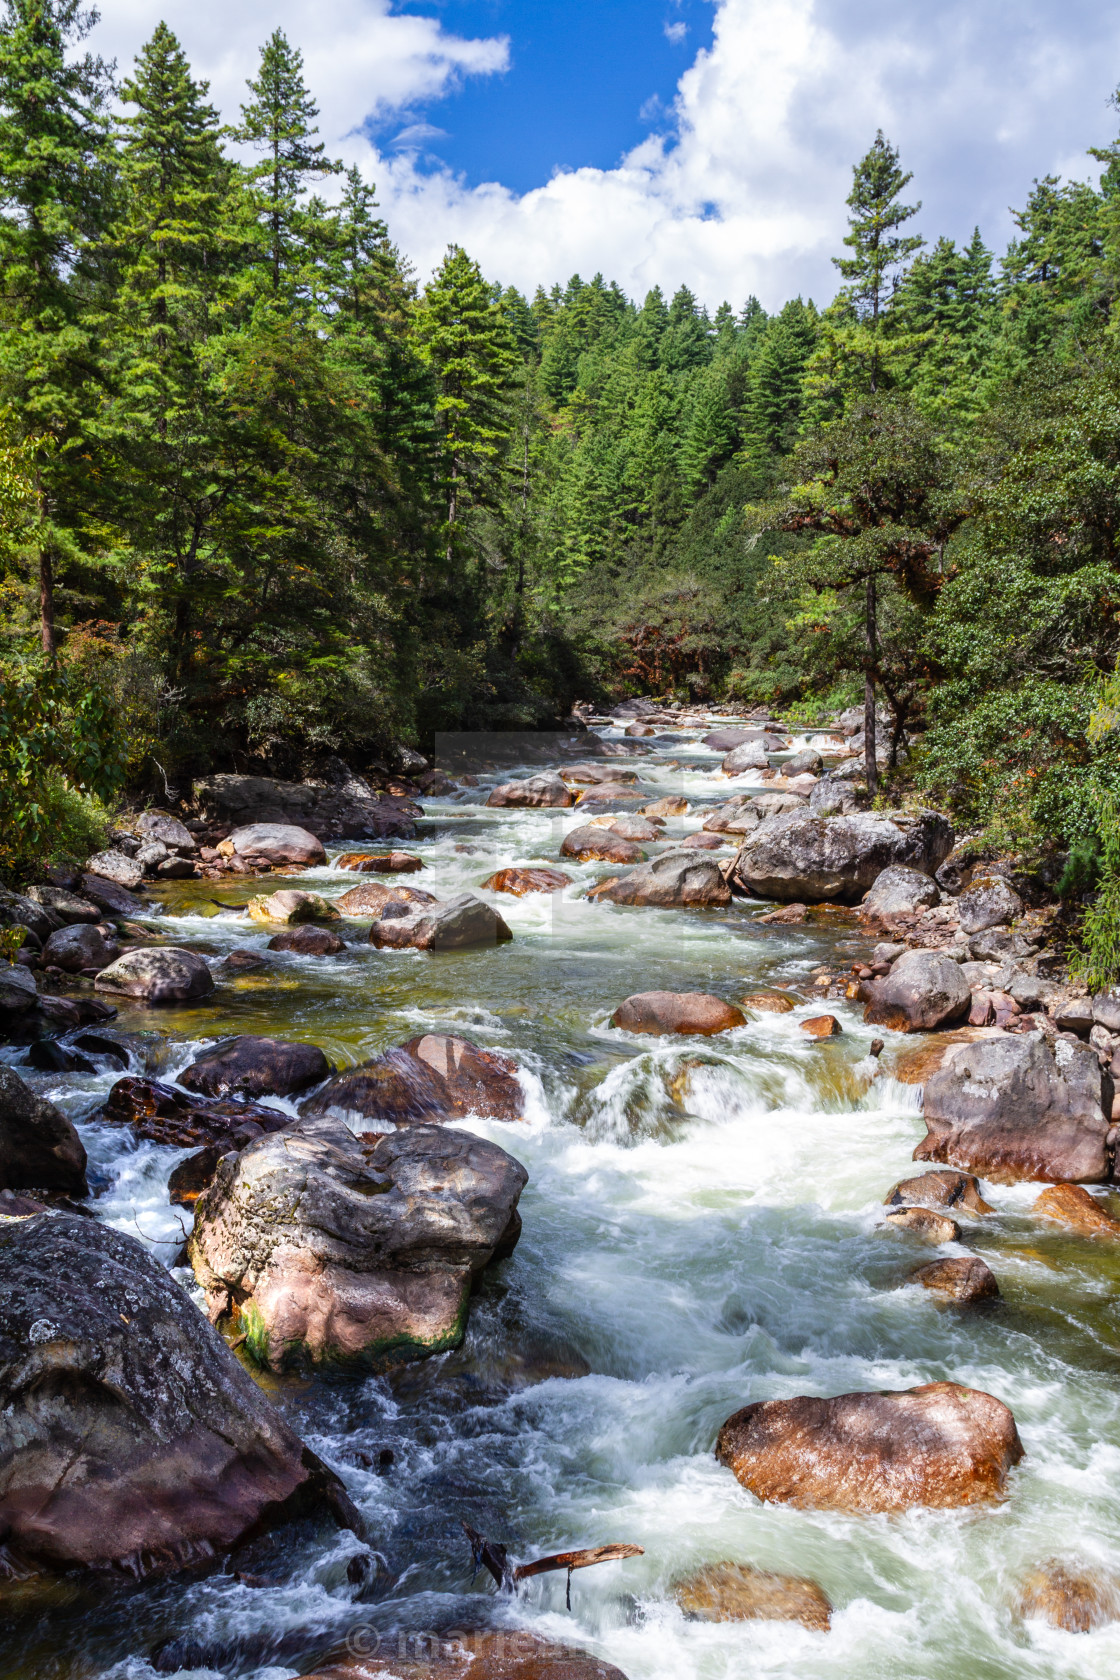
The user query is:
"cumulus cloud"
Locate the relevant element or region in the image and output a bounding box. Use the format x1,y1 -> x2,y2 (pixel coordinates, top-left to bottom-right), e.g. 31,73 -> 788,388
91,0 -> 1120,308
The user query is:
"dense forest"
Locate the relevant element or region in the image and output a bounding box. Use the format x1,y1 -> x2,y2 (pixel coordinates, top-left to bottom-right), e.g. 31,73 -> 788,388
1,0 -> 1119,927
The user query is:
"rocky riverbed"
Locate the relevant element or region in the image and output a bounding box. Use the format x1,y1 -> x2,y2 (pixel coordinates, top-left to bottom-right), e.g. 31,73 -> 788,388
2,707 -> 1120,1678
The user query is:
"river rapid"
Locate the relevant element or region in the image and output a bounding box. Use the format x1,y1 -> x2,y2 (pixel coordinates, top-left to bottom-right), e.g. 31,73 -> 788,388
6,719 -> 1120,1680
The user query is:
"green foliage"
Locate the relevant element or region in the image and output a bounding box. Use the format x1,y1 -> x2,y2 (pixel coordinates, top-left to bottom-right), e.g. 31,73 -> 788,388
1071,792 -> 1120,991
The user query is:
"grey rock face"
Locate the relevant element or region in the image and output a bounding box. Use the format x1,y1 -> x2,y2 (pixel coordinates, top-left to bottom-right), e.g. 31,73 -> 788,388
598,850 -> 731,908
0,1066 -> 87,1193
957,876 -> 1024,935
23,885 -> 100,924
783,747 -> 824,777
179,1035 -> 331,1099
862,865 -> 941,916
137,810 -> 197,853
808,779 -> 867,816
863,950 -> 971,1032
0,888 -> 56,943
0,964 -> 38,1014
485,772 -> 573,808
722,741 -> 770,774
369,893 -> 513,951
94,946 -> 214,1005
194,774 -> 418,842
41,924 -> 119,973
85,850 -> 145,890
734,810 -> 954,905
227,823 -> 327,866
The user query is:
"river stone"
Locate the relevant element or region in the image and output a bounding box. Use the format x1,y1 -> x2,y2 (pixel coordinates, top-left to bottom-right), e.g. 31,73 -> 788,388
912,1256 -> 1000,1303
79,872 -> 146,916
1018,1561 -> 1120,1632
862,950 -> 971,1033
957,876 -> 1024,935
672,1562 -> 831,1631
809,778 -> 867,817
703,799 -> 761,835
733,810 -> 954,905
560,826 -> 643,864
561,762 -> 639,784
590,814 -> 661,841
916,1035 -> 1112,1183
188,1118 -> 528,1370
0,1066 -> 87,1194
885,1170 -> 993,1215
611,992 -> 747,1036
226,823 -> 327,866
0,963 -> 39,1014
715,1381 -> 1023,1511
885,1206 -> 960,1243
722,741 -> 770,774
246,889 -> 340,924
743,990 -> 799,1013
103,1076 -> 291,1149
575,780 -> 647,804
95,947 -> 214,1005
1033,1182 -> 1120,1237
783,748 -> 824,777
482,868 -> 572,895
179,1036 -> 331,1100
136,810 -> 197,853
24,884 -> 100,924
486,772 -> 574,808
268,926 -> 346,955
640,796 -> 689,819
0,1213 -> 358,1575
369,894 -> 513,951
304,1034 -> 524,1126
597,851 -> 731,908
703,728 -> 754,751
336,851 -> 423,873
800,1014 -> 843,1038
85,849 -> 144,890
337,881 -> 437,915
680,831 -> 727,850
862,865 -> 940,916
1093,991 -> 1120,1034
41,924 -> 120,973
301,1631 -> 631,1679
0,888 -> 57,944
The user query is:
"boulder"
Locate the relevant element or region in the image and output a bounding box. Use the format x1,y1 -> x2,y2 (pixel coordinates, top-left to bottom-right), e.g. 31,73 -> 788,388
753,792 -> 809,819
610,992 -> 747,1036
800,1014 -> 843,1038
957,876 -> 1024,935
23,884 -> 101,924
41,924 -> 120,973
136,810 -> 197,853
702,728 -> 755,751
482,868 -> 572,895
722,741 -> 770,774
1018,1561 -> 1120,1632
640,796 -> 689,819
597,852 -> 731,908
808,778 -> 867,817
1054,996 -> 1095,1036
680,831 -> 727,850
884,1206 -> 960,1243
575,780 -> 647,804
369,894 -> 513,952
193,773 -> 419,842
862,865 -> 940,917
912,1257 -> 1000,1303
560,826 -> 644,864
0,1213 -> 358,1575
337,881 -> 437,916
703,799 -> 761,835
918,1035 -> 1112,1183
188,1118 -> 528,1370
85,849 -> 144,890
95,947 -> 214,1006
0,1066 -> 87,1194
733,810 -> 953,905
304,1034 -> 524,1126
79,872 -> 146,916
1033,1182 -> 1120,1237
485,772 -> 574,808
103,1076 -> 291,1150
560,763 -> 639,784
246,889 -> 340,924
743,990 -> 798,1013
782,747 -> 824,777
1093,991 -> 1120,1034
178,1036 -> 331,1100
225,823 -> 327,866
884,1170 -> 992,1215
268,926 -> 346,955
336,851 -> 423,873
862,950 -> 970,1033
0,964 -> 39,1014
0,887 -> 57,943
672,1561 -> 831,1630
715,1381 -> 1023,1511
590,814 -> 660,840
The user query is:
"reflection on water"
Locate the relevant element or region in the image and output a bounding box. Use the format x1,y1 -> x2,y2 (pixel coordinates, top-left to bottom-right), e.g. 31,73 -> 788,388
5,723 -> 1120,1678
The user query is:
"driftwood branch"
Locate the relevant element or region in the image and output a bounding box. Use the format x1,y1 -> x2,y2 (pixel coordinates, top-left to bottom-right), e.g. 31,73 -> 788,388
462,1524 -> 643,1610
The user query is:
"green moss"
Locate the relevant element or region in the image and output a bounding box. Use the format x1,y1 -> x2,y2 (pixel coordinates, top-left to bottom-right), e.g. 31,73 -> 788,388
238,1300 -> 273,1368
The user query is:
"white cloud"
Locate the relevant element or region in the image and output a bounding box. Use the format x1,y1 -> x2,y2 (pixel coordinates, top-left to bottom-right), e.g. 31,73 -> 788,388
91,0 -> 1120,310
664,21 -> 688,44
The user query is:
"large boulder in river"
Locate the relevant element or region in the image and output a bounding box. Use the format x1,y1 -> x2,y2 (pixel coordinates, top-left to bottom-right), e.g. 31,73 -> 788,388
703,798 -> 761,835
862,865 -> 940,917
85,849 -> 144,890
305,1034 -> 524,1126
486,772 -> 573,808
733,809 -> 953,905
722,741 -> 770,774
862,950 -> 970,1032
369,893 -> 512,951
483,867 -> 572,896
246,888 -> 339,924
136,810 -> 197,853
0,1213 -> 358,1575
94,946 -> 214,1005
79,872 -> 146,916
188,1118 -> 527,1370
194,773 -> 419,842
560,825 -> 643,864
957,875 -> 1024,934
611,992 -> 746,1036
0,1066 -> 87,1194
178,1035 -> 330,1099
716,1382 -> 1022,1511
0,963 -> 39,1014
226,823 -> 326,866
916,1035 -> 1112,1183
597,851 -> 731,908
337,880 -> 436,916
303,1632 -> 630,1680
41,923 -> 119,973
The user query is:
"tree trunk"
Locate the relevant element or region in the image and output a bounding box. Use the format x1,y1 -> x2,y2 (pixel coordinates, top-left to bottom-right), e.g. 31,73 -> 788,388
39,538 -> 56,660
863,573 -> 878,800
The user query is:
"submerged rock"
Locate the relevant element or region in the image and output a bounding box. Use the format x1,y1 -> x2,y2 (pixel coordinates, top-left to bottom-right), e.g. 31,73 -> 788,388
912,1256 -> 1000,1303
179,1035 -> 331,1100
596,851 -> 731,908
0,1213 -> 358,1575
1018,1560 -> 1120,1632
715,1381 -> 1022,1511
189,1119 -> 527,1370
884,1170 -> 993,1215
733,810 -> 953,905
305,1034 -> 524,1125
862,950 -> 971,1033
673,1561 -> 831,1630
884,1206 -> 960,1243
94,947 -> 214,1006
610,992 -> 746,1036
1033,1182 -> 1120,1237
483,867 -> 572,895
0,1066 -> 87,1195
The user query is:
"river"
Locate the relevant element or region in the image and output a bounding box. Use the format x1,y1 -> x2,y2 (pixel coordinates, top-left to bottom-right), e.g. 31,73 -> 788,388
5,718 -> 1120,1680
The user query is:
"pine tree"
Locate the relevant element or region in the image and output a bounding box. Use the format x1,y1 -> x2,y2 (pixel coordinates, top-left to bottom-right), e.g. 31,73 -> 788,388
233,28 -> 339,295
739,298 -> 818,466
413,244 -> 518,563
0,0 -> 112,653
679,361 -> 736,495
835,131 -> 924,337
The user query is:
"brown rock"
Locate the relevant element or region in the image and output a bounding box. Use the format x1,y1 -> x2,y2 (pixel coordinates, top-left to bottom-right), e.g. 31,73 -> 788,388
304,1034 -> 524,1125
486,772 -> 574,808
178,1036 -> 331,1100
102,1076 -> 290,1150
1033,1182 -> 1120,1237
885,1206 -> 960,1243
862,951 -> 970,1033
886,1027 -> 999,1085
680,831 -> 728,850
715,1381 -> 1023,1511
560,763 -> 640,785
575,781 -> 647,804
268,925 -> 346,955
0,1067 -> 87,1196
300,1630 -> 630,1680
337,881 -> 438,915
610,992 -> 747,1036
560,826 -> 644,864
912,1256 -> 999,1303
226,822 -> 327,866
597,852 -> 731,908
640,796 -> 689,818
884,1170 -> 993,1215
168,1145 -> 223,1207
672,1561 -> 831,1631
94,946 -> 214,1006
800,1014 -> 843,1038
757,902 -> 808,924
742,990 -> 798,1014
483,868 -> 572,896
368,894 -> 512,951
1019,1561 -> 1120,1631
588,814 -> 660,841
336,851 -> 424,873
247,889 -> 339,924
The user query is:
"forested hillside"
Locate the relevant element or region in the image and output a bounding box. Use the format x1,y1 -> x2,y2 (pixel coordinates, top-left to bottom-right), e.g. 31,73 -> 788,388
1,2 -> 1119,913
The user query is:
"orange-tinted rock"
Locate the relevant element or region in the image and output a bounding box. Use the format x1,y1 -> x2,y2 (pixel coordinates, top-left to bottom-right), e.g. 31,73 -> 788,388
299,1629 -> 630,1680
640,796 -> 689,818
912,1256 -> 999,1302
800,1014 -> 843,1038
560,826 -> 643,864
680,831 -> 728,850
588,814 -> 660,841
715,1381 -> 1023,1511
884,1170 -> 993,1216
1033,1182 -> 1120,1237
887,1028 -> 997,1085
305,1034 -> 524,1125
336,881 -> 438,916
103,1076 -> 291,1150
742,990 -> 799,1013
575,781 -> 647,804
336,851 -> 424,873
611,992 -> 747,1036
1018,1561 -> 1120,1632
483,868 -> 572,896
885,1206 -> 960,1243
672,1561 -> 831,1631
268,925 -> 346,954
758,902 -> 808,923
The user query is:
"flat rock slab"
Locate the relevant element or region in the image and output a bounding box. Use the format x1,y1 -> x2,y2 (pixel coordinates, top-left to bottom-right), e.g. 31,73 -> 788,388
189,1118 -> 527,1370
178,1035 -> 331,1099
716,1381 -> 1022,1510
305,1034 -> 524,1125
611,992 -> 746,1036
483,868 -> 572,896
94,947 -> 214,1006
0,1213 -> 356,1575
102,1076 -> 291,1149
673,1561 -> 831,1630
0,1066 -> 87,1195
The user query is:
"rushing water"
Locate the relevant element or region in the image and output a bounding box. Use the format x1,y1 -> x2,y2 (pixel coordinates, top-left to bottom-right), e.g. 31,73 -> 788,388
6,722 -> 1120,1680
